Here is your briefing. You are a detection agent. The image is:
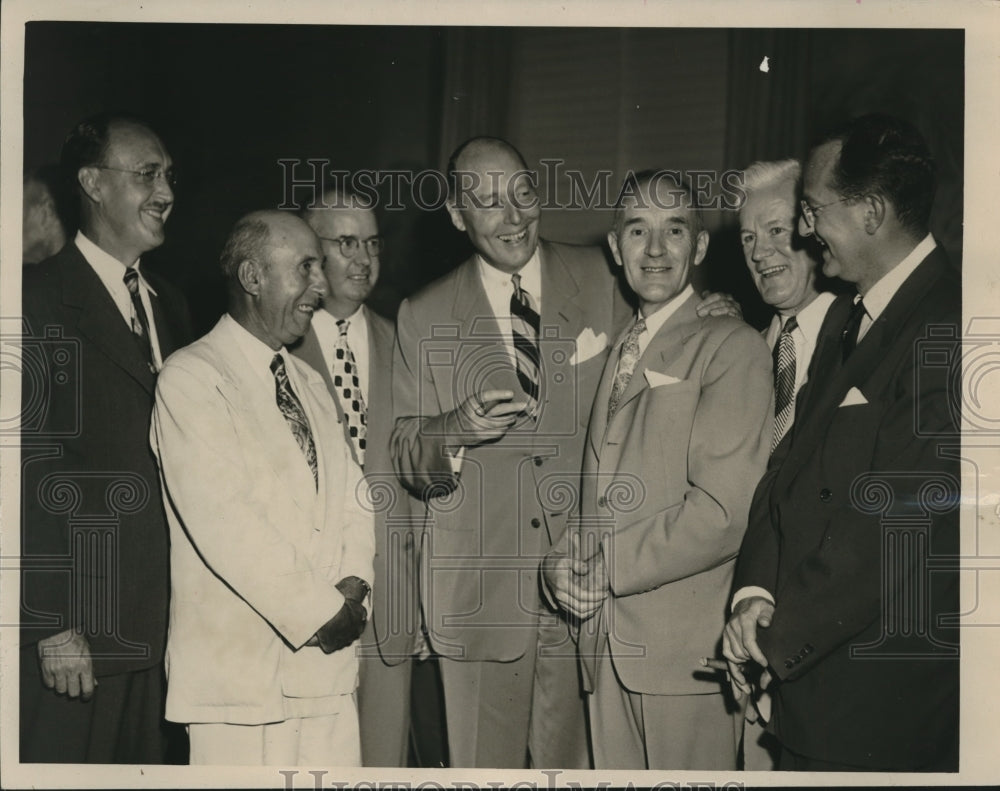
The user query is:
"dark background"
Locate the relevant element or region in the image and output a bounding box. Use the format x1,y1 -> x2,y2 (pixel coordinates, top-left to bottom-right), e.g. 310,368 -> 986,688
23,24 -> 964,334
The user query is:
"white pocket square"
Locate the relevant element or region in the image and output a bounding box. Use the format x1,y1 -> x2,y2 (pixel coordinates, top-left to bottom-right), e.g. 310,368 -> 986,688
839,387 -> 868,407
644,369 -> 684,388
569,328 -> 608,365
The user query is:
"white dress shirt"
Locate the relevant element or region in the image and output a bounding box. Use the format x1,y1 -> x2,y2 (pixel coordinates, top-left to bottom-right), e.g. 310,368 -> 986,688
476,248 -> 543,366
75,230 -> 164,370
856,233 -> 936,341
763,290 -> 837,396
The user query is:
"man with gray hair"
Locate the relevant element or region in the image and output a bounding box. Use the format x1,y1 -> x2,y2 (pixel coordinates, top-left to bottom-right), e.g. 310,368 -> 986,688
737,159 -> 837,455
151,210 -> 374,765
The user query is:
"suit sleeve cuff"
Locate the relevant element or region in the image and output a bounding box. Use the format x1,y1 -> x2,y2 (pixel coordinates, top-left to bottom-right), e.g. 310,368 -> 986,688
731,585 -> 775,613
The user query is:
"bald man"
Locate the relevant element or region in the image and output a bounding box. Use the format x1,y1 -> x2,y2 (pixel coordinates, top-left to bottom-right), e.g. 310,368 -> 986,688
151,210 -> 374,765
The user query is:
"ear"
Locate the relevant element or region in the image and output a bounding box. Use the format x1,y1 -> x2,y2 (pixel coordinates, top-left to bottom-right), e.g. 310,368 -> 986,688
692,229 -> 710,267
237,258 -> 264,296
446,200 -> 466,233
607,230 -> 623,268
861,194 -> 886,235
77,166 -> 101,203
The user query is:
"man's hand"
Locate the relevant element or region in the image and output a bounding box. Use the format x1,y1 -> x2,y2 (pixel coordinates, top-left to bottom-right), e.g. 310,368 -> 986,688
37,629 -> 96,701
541,534 -> 608,620
695,290 -> 743,320
446,389 -> 527,447
722,595 -> 774,696
311,598 -> 368,653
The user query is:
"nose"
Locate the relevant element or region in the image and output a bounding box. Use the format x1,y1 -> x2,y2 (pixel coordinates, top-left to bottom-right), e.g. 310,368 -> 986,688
152,173 -> 174,203
752,235 -> 774,262
645,232 -> 664,257
798,213 -> 813,238
503,199 -> 523,225
310,266 -> 328,296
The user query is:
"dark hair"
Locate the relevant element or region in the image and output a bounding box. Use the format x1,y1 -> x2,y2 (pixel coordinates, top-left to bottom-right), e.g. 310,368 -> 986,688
611,169 -> 704,237
445,136 -> 530,200
220,216 -> 272,279
59,113 -> 155,197
821,113 -> 935,237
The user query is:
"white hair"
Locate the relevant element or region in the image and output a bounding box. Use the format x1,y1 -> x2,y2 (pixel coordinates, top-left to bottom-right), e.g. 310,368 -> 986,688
737,158 -> 801,210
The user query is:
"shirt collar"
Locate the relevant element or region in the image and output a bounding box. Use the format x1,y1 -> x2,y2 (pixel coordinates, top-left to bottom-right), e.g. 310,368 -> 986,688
637,283 -> 695,338
75,230 -> 158,296
224,313 -> 288,385
476,246 -> 542,301
859,233 -> 936,322
783,290 -> 836,338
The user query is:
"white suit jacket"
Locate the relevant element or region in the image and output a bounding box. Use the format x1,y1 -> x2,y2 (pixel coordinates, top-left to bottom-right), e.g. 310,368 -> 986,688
151,314 -> 374,725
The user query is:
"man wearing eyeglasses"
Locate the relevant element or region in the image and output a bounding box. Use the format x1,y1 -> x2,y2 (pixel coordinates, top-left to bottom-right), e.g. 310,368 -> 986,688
294,191 -> 420,767
723,114 -> 960,771
20,113 -> 194,763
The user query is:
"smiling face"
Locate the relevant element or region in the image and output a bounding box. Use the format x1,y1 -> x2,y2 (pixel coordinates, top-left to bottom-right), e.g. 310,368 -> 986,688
447,141 -> 540,274
608,178 -> 708,316
799,140 -> 869,288
305,205 -> 380,319
250,214 -> 328,350
740,180 -> 821,316
82,121 -> 174,265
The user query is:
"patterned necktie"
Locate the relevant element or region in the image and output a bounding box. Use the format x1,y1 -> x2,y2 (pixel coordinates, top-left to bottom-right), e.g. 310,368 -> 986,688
270,353 -> 318,488
510,273 -> 541,412
841,297 -> 867,361
332,319 -> 367,467
607,316 -> 646,422
772,315 -> 798,452
123,267 -> 154,371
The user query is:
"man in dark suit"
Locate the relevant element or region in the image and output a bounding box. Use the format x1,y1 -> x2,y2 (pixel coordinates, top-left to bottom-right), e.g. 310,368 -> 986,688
723,114 -> 961,771
20,114 -> 194,763
294,191 -> 419,767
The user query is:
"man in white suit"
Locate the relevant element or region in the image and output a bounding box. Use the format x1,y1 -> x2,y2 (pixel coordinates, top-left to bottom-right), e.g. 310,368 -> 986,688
151,210 -> 375,765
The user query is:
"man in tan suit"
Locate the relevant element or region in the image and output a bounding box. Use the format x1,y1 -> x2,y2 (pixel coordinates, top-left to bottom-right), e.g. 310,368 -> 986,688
293,191 -> 419,767
543,170 -> 773,769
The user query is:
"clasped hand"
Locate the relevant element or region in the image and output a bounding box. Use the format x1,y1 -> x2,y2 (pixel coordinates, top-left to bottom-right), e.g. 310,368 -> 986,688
542,532 -> 608,621
308,577 -> 370,653
448,389 -> 527,447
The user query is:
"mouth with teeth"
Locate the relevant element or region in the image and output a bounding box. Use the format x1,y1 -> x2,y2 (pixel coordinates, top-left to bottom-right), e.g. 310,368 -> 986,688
142,203 -> 171,226
498,228 -> 529,244
641,264 -> 672,273
757,264 -> 788,279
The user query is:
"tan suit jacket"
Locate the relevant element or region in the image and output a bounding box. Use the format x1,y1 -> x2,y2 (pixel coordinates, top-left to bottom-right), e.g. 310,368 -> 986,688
569,293 -> 772,695
152,315 -> 374,724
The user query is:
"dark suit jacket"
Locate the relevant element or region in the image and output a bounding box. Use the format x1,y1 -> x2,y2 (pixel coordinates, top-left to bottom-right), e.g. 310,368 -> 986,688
734,247 -> 961,770
292,307 -> 419,665
20,241 -> 194,677
392,240 -> 631,660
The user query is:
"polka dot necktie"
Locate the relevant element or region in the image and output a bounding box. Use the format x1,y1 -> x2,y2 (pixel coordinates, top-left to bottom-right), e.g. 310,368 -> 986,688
333,319 -> 368,467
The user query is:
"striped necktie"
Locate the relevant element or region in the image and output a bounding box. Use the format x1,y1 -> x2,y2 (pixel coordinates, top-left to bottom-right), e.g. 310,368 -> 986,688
510,273 -> 541,412
123,267 -> 155,372
271,353 -> 318,488
332,319 -> 368,467
772,315 -> 798,452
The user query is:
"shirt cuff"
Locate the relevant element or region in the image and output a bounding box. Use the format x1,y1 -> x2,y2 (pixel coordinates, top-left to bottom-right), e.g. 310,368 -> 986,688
447,445 -> 466,476
731,586 -> 775,613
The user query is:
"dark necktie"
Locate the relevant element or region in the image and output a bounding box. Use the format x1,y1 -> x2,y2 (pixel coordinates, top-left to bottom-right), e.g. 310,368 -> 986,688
123,267 -> 154,371
841,297 -> 867,361
510,273 -> 541,412
332,319 -> 368,467
270,353 -> 318,489
772,315 -> 798,452
607,316 -> 647,422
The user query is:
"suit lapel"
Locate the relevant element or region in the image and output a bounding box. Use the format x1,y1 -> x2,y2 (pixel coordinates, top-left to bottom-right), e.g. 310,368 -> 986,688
60,246 -> 157,394
539,242 -> 585,337
779,249 -> 951,486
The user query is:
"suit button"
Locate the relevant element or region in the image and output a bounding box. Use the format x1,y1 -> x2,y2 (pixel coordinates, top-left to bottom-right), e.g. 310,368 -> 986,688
597,496 -> 606,507
533,456 -> 544,466
784,659 -> 794,669
819,488 -> 833,503
530,518 -> 541,528
803,643 -> 814,654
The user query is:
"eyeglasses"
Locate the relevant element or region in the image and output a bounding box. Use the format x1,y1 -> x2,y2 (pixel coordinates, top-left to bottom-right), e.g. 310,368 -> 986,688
96,165 -> 177,188
317,235 -> 383,259
799,195 -> 854,226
